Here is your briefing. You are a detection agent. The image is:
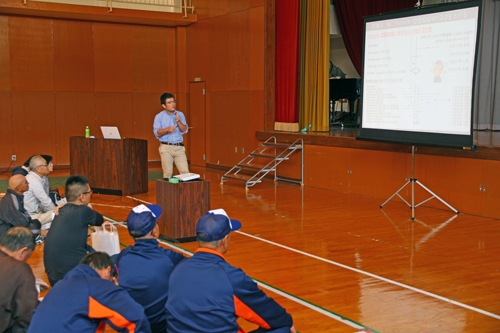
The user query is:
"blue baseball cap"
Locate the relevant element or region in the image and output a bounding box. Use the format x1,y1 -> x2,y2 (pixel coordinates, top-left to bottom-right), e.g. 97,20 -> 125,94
126,204 -> 162,237
196,209 -> 242,242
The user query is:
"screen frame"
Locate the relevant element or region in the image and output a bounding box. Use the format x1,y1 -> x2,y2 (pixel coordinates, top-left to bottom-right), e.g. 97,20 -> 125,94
357,0 -> 482,149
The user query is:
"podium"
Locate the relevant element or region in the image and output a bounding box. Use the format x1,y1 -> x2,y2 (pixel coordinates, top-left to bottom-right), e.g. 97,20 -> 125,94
156,178 -> 210,243
70,137 -> 148,196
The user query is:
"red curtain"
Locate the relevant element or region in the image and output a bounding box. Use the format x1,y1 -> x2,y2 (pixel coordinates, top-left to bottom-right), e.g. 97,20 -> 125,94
275,0 -> 300,124
334,0 -> 416,76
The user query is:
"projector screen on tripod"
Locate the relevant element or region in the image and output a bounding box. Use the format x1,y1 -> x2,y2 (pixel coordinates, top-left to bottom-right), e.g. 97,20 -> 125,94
358,1 -> 482,148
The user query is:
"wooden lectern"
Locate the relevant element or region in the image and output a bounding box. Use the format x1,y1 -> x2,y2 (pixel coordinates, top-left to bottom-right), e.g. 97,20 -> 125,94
156,179 -> 210,243
70,137 -> 148,196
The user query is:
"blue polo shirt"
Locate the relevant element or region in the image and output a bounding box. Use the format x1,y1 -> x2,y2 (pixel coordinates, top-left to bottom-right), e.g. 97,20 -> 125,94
116,239 -> 185,333
153,110 -> 188,143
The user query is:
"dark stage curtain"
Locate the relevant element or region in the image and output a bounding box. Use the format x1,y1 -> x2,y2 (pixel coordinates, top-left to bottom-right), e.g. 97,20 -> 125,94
334,0 -> 416,76
275,0 -> 300,126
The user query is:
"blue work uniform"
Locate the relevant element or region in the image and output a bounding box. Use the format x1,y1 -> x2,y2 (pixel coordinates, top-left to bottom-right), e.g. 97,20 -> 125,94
166,248 -> 293,333
116,239 -> 185,333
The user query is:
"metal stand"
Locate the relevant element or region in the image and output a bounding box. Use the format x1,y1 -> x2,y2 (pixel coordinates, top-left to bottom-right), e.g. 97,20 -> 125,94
380,146 -> 459,220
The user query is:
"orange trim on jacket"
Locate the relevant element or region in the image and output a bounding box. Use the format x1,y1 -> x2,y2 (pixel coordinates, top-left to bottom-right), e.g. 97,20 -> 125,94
234,295 -> 271,329
195,247 -> 226,260
88,296 -> 137,333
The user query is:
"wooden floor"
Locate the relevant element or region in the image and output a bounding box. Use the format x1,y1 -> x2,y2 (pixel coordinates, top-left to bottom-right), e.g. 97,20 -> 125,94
19,165 -> 500,333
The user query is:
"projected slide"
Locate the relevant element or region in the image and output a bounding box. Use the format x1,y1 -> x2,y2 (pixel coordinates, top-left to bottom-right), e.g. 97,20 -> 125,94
362,7 -> 479,136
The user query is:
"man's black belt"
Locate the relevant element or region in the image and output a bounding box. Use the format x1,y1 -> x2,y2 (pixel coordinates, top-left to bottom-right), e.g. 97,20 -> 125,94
161,142 -> 184,146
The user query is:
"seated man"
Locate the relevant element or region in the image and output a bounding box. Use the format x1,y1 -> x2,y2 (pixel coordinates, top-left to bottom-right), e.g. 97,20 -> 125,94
43,175 -> 104,286
29,252 -> 151,333
166,209 -> 296,333
116,204 -> 185,333
23,156 -> 56,226
0,174 -> 42,242
0,227 -> 39,333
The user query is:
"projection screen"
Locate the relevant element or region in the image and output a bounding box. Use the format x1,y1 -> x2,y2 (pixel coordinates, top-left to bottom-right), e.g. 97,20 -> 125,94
357,1 -> 482,148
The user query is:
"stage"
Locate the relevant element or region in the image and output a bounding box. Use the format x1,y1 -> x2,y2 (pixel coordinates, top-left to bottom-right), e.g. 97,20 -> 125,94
256,128 -> 500,161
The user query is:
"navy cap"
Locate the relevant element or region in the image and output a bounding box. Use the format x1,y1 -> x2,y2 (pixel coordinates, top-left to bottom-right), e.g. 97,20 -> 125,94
196,208 -> 241,242
126,204 -> 162,237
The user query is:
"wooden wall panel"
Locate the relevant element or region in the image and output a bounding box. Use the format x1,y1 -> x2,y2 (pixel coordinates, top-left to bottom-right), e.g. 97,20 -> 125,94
229,0 -> 250,13
209,0 -> 229,18
9,16 -> 54,91
95,93 -> 134,139
166,28 -> 177,94
132,92 -> 163,161
0,91 -> 13,167
0,16 -> 11,91
304,146 -> 350,192
131,25 -> 169,93
228,10 -> 250,91
250,6 -> 264,90
12,91 -> 56,164
192,0 -> 210,21
208,15 -> 230,91
205,91 -> 212,164
209,91 -> 232,165
350,149 -> 408,200
186,20 -> 210,82
53,20 -> 95,92
451,158 -> 483,216
93,23 -> 131,92
414,154 -> 458,211
228,91 -> 250,165
482,160 -> 500,219
250,0 -> 265,7
249,90 -> 264,149
176,27 -> 188,93
54,92 -> 96,165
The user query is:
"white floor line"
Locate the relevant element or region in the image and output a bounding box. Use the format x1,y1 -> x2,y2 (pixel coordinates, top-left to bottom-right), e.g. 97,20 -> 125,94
237,231 -> 500,321
126,196 -> 151,206
92,203 -> 132,209
122,198 -> 500,321
104,216 -> 367,331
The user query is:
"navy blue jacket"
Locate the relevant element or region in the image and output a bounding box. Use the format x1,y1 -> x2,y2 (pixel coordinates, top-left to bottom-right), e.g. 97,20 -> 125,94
28,264 -> 151,333
166,248 -> 293,333
117,239 -> 185,332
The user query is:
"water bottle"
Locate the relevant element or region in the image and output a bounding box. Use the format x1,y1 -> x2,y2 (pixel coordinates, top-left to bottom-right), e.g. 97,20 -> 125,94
85,126 -> 90,138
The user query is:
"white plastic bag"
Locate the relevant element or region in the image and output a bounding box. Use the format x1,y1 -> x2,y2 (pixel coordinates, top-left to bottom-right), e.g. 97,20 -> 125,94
91,222 -> 120,256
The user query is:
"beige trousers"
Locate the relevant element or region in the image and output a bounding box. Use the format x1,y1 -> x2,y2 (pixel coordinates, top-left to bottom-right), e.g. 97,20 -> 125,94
159,144 -> 190,178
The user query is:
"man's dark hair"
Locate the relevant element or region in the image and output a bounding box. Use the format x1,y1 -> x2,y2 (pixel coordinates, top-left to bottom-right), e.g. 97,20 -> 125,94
0,227 -> 36,252
23,155 -> 35,168
41,155 -> 53,165
65,174 -> 90,202
160,93 -> 174,105
80,252 -> 117,279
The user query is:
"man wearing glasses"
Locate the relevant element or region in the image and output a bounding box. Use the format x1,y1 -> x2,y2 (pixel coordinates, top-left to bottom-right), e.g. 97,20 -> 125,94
153,92 -> 190,179
24,155 -> 57,226
43,175 -> 104,286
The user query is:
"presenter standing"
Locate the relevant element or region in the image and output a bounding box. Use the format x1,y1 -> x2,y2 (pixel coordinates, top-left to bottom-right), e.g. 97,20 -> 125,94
154,93 -> 190,179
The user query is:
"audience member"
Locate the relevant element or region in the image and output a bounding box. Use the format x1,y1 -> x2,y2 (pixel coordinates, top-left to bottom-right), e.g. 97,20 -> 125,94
43,175 -> 104,286
0,175 -> 42,243
116,204 -> 185,333
23,156 -> 56,226
28,252 -> 151,333
0,227 -> 39,333
166,209 -> 296,333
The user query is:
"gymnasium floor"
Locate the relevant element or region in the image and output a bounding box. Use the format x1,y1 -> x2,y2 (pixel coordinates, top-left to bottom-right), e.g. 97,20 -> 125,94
4,165 -> 500,332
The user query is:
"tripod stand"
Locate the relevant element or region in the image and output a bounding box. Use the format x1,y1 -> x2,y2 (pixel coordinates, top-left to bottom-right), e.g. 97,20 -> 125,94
380,146 -> 459,220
